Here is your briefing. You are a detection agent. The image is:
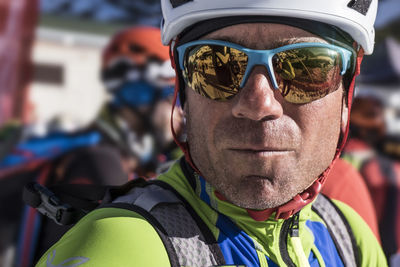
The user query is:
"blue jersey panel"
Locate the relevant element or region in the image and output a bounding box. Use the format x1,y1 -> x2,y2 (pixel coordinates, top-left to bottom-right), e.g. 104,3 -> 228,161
306,220 -> 344,267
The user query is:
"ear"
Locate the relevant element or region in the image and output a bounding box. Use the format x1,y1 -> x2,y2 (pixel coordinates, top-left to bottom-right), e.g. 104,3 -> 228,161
341,96 -> 349,133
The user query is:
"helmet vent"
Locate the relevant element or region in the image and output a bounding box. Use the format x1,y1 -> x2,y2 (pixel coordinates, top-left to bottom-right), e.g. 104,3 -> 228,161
170,0 -> 192,8
347,0 -> 373,15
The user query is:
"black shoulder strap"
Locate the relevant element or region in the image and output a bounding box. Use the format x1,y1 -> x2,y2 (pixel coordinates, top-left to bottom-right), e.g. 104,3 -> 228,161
312,194 -> 359,267
24,179 -> 226,266
101,181 -> 225,267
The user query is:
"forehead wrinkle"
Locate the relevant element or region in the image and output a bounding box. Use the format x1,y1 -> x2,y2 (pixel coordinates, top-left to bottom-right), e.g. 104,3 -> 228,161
202,34 -> 293,49
201,35 -> 248,47
202,29 -> 326,49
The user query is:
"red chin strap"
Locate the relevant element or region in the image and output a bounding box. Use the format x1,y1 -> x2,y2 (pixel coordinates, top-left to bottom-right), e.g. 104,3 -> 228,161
169,40 -> 364,220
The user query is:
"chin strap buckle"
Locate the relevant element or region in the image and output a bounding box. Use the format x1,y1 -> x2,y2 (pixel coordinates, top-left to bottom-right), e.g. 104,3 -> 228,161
274,178 -> 322,220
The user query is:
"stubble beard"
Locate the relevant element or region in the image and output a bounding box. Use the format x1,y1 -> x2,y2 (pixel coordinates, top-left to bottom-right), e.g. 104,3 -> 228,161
208,162 -> 308,210
186,111 -> 314,210
188,130 -> 306,210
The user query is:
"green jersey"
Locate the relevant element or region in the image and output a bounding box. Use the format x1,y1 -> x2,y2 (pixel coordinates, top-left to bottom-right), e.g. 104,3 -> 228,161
36,159 -> 386,267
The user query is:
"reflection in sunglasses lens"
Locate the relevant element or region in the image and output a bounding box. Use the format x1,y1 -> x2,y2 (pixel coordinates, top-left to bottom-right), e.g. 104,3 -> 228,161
184,44 -> 247,101
273,47 -> 342,104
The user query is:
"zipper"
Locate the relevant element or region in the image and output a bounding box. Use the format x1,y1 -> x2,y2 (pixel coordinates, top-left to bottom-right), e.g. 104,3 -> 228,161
279,213 -> 297,267
290,212 -> 300,238
279,212 -> 311,267
290,213 -> 310,267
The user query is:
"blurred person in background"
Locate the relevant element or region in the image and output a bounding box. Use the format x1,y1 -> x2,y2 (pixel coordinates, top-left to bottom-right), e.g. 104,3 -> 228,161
347,88 -> 400,264
7,26 -> 181,267
0,25 -> 183,267
341,0 -> 400,264
96,26 -> 183,177
0,1 -> 128,266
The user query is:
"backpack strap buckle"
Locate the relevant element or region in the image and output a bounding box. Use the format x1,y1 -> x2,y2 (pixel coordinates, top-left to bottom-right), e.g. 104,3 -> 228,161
23,182 -> 75,225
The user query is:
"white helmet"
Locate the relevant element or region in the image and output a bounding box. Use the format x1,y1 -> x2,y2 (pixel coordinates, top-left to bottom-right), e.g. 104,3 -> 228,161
161,0 -> 378,54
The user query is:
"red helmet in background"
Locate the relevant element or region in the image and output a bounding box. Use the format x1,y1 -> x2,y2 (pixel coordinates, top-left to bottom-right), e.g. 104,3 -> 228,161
102,26 -> 170,68
101,26 -> 175,92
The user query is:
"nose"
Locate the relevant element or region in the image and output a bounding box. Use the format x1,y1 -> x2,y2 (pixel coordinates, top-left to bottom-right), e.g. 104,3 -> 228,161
232,66 -> 283,121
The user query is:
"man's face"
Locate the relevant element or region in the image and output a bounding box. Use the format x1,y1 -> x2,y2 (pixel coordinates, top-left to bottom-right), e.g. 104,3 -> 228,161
184,23 -> 348,209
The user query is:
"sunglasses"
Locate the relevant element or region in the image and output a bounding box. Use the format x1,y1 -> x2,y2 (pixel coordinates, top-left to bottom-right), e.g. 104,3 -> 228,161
177,40 -> 353,104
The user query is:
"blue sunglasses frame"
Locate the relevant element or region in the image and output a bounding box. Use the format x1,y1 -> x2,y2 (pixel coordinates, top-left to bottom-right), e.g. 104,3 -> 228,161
177,39 -> 353,90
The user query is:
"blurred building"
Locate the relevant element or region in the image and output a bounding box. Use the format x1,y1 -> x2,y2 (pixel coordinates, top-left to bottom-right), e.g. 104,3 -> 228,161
30,26 -> 109,133
28,0 -> 163,135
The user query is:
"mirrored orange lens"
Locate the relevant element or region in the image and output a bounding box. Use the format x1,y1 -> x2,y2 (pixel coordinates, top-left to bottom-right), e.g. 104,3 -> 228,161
273,47 -> 342,104
183,44 -> 248,101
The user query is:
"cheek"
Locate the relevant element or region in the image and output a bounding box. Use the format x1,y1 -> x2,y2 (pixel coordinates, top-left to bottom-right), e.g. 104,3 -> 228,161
185,87 -> 227,135
185,89 -> 220,165
296,93 -> 343,164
